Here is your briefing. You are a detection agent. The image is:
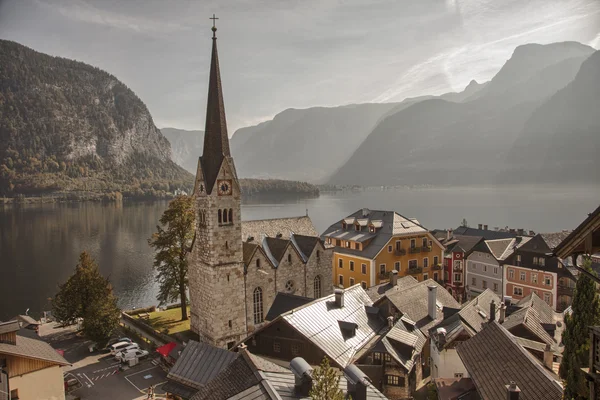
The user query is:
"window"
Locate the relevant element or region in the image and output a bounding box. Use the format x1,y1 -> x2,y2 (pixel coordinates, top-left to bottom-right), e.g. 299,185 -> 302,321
339,275 -> 344,286
10,390 -> 18,399
483,265 -> 487,272
355,224 -> 360,231
544,292 -> 552,305
423,258 -> 429,268
434,256 -> 439,266
256,259 -> 261,269
373,352 -> 382,363
314,276 -> 322,298
228,208 -> 233,223
544,276 -> 551,286
350,261 -> 355,271
327,238 -> 332,244
493,282 -> 498,292
355,243 -> 360,250
253,287 -> 263,324
494,267 -> 498,275
338,259 -> 343,269
223,209 -> 228,223
386,375 -> 405,387
369,226 -> 375,233
395,240 -> 401,251
483,280 -> 487,289
316,250 -> 320,258
291,343 -> 300,356
533,256 -> 538,265
361,264 -> 367,274
394,261 -> 400,272
380,264 -> 386,276
218,209 -> 222,224
273,342 -> 281,353
539,257 -> 545,267
454,273 -> 462,282
388,245 -> 393,253
350,278 -> 355,286
411,239 -> 416,248
228,320 -> 232,328
516,254 -> 521,266
384,353 -> 391,362
472,277 -> 476,286
342,222 -> 347,230
454,373 -> 464,378
423,273 -> 428,280
509,269 -> 514,279
422,237 -> 428,247
513,286 -> 523,296
532,273 -> 538,284
345,241 -> 350,248
409,260 -> 418,269
361,281 -> 367,289
520,272 -> 526,281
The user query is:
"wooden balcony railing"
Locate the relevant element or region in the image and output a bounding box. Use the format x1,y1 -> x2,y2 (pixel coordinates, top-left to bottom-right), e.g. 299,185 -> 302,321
394,248 -> 407,256
407,266 -> 423,275
422,246 -> 432,252
409,247 -> 422,254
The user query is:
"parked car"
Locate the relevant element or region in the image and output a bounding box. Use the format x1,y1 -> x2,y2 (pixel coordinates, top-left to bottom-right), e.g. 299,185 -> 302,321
113,343 -> 140,359
116,349 -> 149,362
107,337 -> 132,348
109,341 -> 138,356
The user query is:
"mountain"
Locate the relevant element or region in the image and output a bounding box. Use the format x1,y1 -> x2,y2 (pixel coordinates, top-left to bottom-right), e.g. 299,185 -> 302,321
0,40 -> 193,198
502,50 -> 600,182
160,127 -> 203,173
328,42 -> 597,186
229,103 -> 400,183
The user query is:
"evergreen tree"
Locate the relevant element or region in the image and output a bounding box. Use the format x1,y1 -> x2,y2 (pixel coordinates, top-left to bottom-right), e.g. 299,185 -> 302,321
460,218 -> 469,228
52,252 -> 120,343
559,258 -> 600,399
309,357 -> 345,400
148,195 -> 195,321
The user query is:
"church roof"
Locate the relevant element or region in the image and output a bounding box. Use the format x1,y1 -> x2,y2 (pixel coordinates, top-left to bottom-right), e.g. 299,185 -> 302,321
241,216 -> 318,242
200,22 -> 231,194
264,237 -> 290,262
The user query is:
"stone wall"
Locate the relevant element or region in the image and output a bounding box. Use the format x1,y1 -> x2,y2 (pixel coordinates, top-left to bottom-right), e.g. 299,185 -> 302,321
304,242 -> 334,298
245,248 -> 276,332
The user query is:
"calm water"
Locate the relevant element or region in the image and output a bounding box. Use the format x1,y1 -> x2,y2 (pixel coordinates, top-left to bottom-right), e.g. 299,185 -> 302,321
1,184 -> 598,320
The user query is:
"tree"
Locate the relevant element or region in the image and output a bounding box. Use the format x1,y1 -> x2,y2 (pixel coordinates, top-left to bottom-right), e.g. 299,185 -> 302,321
559,258 -> 600,399
52,252 -> 120,343
309,357 -> 345,400
148,195 -> 195,321
460,218 -> 469,228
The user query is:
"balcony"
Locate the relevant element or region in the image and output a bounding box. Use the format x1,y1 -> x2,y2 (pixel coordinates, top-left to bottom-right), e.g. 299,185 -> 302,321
407,266 -> 423,275
409,247 -> 422,254
432,264 -> 442,271
422,246 -> 432,252
557,284 -> 574,297
394,248 -> 407,256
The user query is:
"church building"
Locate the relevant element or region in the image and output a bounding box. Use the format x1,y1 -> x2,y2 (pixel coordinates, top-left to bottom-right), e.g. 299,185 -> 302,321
188,21 -> 333,349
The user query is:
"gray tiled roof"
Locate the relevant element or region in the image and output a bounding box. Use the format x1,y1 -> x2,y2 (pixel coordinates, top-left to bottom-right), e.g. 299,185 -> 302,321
11,315 -> 40,327
0,331 -> 69,366
446,235 -> 484,254
540,231 -> 573,251
485,238 -> 516,260
0,320 -> 19,335
265,292 -> 312,321
502,307 -> 556,347
168,341 -> 238,390
382,319 -> 427,373
264,237 -> 290,262
453,226 -> 516,240
514,292 -> 555,325
457,321 -> 563,400
282,285 -> 386,367
242,217 -> 318,241
458,289 -> 502,333
366,276 -> 420,302
242,242 -> 259,265
322,209 -> 430,260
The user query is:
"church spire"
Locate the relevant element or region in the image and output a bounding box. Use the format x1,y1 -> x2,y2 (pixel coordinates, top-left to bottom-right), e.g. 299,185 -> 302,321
202,14 -> 231,194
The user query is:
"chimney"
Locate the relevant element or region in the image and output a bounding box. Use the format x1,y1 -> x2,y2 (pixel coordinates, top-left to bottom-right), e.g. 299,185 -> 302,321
484,224 -> 488,230
517,228 -> 524,236
489,300 -> 496,322
387,316 -> 394,329
478,223 -> 483,230
390,270 -> 398,286
446,229 -> 451,241
334,289 -> 344,308
436,327 -> 447,347
427,285 -> 437,320
345,364 -> 369,400
499,302 -> 506,323
290,357 -> 313,396
543,344 -> 553,371
506,382 -> 521,400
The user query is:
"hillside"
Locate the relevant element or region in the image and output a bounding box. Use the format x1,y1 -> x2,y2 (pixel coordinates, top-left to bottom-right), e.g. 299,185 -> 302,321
160,127 -> 203,173
328,42 -> 597,186
0,40 -> 193,198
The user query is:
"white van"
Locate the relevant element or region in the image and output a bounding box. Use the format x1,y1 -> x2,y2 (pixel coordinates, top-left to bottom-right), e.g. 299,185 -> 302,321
113,343 -> 140,359
117,349 -> 149,362
109,341 -> 137,356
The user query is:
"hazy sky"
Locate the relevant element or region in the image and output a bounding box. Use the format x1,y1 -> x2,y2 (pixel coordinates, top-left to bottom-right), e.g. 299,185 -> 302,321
1,0 -> 599,133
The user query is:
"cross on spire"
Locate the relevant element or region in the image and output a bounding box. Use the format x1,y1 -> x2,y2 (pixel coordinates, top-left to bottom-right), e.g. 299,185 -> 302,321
210,14 -> 219,37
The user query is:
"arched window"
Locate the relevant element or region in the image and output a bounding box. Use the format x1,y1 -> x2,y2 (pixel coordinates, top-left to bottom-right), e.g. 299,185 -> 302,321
228,208 -> 233,223
288,253 -> 292,263
314,275 -> 322,298
253,287 -> 263,324
256,259 -> 261,269
316,250 -> 320,259
223,209 -> 228,224
218,209 -> 222,224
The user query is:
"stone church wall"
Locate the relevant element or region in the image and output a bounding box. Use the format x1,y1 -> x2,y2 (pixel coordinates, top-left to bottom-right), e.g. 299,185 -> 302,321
275,247 -> 307,297
245,250 -> 276,332
304,243 -> 334,298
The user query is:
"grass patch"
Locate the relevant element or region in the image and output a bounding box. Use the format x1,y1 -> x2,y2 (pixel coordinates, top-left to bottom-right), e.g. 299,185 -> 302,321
145,307 -> 190,334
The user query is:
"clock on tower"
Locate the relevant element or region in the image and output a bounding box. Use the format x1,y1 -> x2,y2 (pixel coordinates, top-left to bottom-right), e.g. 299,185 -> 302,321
217,179 -> 232,196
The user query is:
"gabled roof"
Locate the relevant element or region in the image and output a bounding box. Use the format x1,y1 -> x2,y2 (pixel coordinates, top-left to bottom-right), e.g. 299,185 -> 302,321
242,242 -> 260,265
0,331 -> 69,366
458,289 -> 502,333
167,340 -> 238,390
264,237 -> 290,262
242,216 -> 318,242
446,235 -> 484,254
514,292 -> 555,325
381,319 -> 427,373
457,321 -> 563,400
265,292 -> 312,321
485,238 -> 516,260
0,320 -> 19,335
539,231 -> 572,251
554,204 -> 600,258
383,279 -> 461,335
292,234 -> 320,260
453,226 -> 516,240
366,275 -> 420,302
502,307 -> 555,347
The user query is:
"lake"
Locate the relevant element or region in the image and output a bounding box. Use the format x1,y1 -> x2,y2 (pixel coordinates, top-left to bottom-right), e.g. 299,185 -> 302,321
0,184 -> 598,320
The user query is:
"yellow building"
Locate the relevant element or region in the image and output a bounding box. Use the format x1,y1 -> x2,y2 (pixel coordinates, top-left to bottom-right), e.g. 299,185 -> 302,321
322,208 -> 444,288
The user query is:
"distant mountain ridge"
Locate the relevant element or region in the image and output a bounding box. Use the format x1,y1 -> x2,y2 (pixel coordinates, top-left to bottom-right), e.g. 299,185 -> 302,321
160,127 -> 204,174
0,39 -> 193,198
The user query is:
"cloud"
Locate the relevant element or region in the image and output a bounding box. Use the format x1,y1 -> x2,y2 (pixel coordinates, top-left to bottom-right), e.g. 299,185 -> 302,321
35,0 -> 190,35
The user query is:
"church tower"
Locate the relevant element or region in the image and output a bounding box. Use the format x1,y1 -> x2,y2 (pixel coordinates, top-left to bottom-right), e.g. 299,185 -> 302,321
188,18 -> 247,349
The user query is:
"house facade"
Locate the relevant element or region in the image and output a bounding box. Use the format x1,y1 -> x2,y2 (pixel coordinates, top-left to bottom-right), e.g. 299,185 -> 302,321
322,209 -> 444,289
439,235 -> 483,303
465,239 -> 510,300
